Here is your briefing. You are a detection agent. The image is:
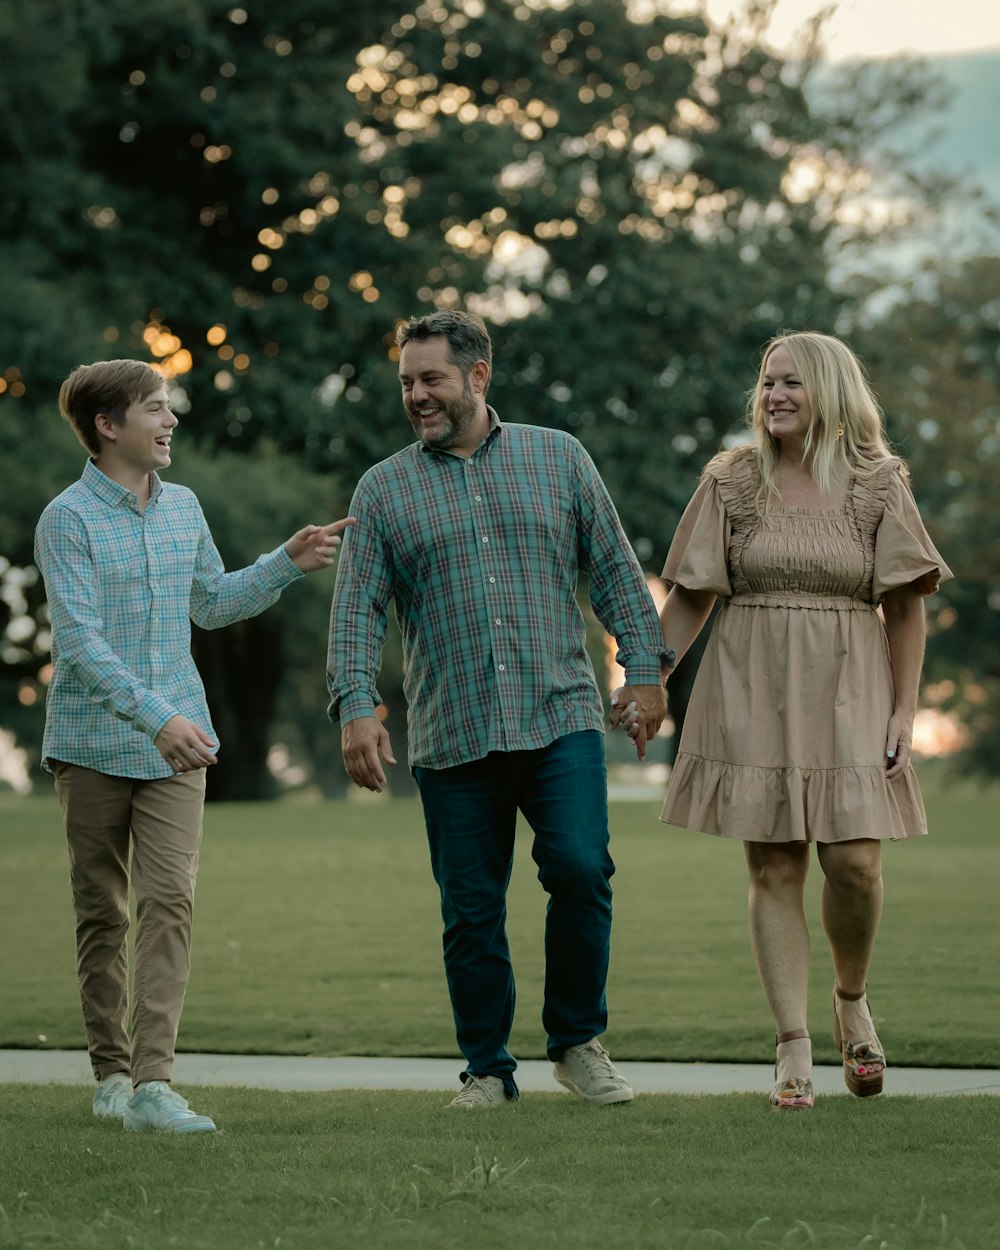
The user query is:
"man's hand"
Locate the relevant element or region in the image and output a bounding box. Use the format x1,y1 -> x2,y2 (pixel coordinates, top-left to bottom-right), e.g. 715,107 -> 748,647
609,683 -> 666,761
154,715 -> 218,773
285,518 -> 356,573
341,715 -> 397,793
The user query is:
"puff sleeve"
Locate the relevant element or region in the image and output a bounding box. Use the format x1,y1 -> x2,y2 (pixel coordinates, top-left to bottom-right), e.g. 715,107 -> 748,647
661,473 -> 732,596
873,467 -> 953,600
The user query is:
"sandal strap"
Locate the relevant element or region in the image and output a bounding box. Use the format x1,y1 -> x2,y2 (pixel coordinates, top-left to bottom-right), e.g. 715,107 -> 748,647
776,1028 -> 810,1044
834,985 -> 867,1002
843,1039 -> 885,1063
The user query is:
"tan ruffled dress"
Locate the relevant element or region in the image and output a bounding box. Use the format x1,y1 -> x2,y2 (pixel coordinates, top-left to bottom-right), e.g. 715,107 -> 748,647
660,448 -> 952,843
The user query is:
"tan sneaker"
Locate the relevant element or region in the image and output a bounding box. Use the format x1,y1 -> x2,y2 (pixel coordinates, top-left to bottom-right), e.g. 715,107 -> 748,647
447,1075 -> 507,1109
554,1039 -> 634,1105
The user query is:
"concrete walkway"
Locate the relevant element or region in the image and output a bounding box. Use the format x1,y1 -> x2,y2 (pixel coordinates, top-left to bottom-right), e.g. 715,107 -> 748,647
2,1049 -> 997,1097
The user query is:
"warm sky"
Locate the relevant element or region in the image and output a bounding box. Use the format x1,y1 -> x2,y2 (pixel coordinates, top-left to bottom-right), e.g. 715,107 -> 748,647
697,0 -> 1000,59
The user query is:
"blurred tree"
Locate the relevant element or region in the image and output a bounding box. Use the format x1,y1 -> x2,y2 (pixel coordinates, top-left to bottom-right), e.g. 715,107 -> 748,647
1,0 -> 948,484
846,255 -> 1000,776
0,0 -> 973,790
0,419 -> 82,776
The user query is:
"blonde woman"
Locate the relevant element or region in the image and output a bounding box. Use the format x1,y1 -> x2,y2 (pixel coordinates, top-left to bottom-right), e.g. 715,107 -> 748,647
616,332 -> 951,1109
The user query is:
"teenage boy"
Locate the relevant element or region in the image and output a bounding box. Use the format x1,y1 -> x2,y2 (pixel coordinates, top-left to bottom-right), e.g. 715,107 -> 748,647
35,359 -> 352,1133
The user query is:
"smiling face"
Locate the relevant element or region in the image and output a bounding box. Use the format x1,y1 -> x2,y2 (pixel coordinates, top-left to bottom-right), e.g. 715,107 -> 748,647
761,344 -> 813,449
398,334 -> 490,456
95,385 -> 177,481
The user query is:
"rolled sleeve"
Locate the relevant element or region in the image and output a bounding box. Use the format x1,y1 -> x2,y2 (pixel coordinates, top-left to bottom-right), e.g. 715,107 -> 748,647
134,691 -> 180,742
327,483 -> 391,725
574,443 -> 665,684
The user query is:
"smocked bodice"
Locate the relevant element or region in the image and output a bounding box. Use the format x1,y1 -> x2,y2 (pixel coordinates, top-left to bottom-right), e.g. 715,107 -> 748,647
735,509 -> 869,603
714,451 -> 887,607
661,446 -> 950,610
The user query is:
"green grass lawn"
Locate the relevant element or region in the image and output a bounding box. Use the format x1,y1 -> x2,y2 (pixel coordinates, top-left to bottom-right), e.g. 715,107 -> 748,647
1,777 -> 996,1066
2,1086 -> 998,1250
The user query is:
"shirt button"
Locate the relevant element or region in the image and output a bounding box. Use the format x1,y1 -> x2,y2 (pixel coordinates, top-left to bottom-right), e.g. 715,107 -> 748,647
488,577 -> 496,584
475,495 -> 482,502
495,619 -> 501,625
482,536 -> 489,544
498,664 -> 506,672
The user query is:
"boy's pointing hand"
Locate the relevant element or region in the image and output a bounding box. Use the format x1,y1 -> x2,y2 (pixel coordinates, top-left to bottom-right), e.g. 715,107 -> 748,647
286,517 -> 356,572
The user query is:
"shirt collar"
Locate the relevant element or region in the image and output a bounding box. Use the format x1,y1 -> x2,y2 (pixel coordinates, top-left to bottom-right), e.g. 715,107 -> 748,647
419,405 -> 502,458
82,459 -> 163,510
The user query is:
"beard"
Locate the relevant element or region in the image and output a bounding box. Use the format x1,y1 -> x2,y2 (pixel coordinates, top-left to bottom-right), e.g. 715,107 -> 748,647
405,378 -> 479,449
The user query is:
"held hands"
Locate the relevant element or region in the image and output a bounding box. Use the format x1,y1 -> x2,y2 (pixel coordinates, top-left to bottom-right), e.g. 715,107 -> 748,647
609,684 -> 667,761
155,715 -> 218,773
884,712 -> 914,780
285,518 -> 356,573
341,714 -> 397,793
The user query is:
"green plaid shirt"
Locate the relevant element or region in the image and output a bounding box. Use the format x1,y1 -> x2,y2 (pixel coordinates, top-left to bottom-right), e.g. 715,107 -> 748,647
328,413 -> 663,769
35,460 -> 303,779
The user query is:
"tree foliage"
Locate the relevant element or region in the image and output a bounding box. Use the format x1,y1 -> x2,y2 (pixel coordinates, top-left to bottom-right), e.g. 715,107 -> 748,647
2,0 -> 916,498
848,256 -> 1000,777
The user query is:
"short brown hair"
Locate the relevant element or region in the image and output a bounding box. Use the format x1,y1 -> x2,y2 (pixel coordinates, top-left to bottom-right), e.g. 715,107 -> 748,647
395,310 -> 493,392
58,360 -> 163,456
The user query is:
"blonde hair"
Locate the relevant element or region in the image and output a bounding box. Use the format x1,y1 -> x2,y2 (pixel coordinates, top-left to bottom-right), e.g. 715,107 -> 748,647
747,331 -> 897,505
59,360 -> 163,456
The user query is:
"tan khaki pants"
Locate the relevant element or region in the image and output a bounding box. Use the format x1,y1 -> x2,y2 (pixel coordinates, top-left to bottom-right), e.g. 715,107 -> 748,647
51,762 -> 206,1084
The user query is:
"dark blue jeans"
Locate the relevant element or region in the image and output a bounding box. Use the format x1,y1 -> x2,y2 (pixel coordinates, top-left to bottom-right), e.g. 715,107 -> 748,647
414,730 -> 614,1100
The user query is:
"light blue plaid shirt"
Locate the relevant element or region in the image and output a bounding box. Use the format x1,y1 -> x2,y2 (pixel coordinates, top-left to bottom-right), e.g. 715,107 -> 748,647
35,460 -> 303,779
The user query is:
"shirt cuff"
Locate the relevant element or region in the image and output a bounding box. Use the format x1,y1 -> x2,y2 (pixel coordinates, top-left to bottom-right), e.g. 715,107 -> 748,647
335,692 -> 380,725
265,543 -> 306,584
135,693 -> 181,742
621,655 -> 666,686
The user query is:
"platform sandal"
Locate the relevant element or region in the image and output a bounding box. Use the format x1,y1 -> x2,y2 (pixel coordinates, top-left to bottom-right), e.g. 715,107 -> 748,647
833,986 -> 885,1098
769,1028 -> 814,1110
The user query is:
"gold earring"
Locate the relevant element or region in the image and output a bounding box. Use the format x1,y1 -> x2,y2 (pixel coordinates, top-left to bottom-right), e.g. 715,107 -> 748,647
836,427 -> 844,439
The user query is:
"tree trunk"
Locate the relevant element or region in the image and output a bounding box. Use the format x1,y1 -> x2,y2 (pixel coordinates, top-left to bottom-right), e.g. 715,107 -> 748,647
193,617 -> 283,802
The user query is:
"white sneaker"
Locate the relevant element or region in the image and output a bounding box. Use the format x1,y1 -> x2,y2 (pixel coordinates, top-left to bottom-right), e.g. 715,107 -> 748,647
123,1081 -> 217,1133
447,1075 -> 508,1109
93,1074 -> 132,1119
553,1039 -> 634,1105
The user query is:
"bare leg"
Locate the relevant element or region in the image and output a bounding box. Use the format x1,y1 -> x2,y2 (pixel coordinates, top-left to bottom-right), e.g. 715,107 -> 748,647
744,841 -> 812,1084
817,839 -> 883,1043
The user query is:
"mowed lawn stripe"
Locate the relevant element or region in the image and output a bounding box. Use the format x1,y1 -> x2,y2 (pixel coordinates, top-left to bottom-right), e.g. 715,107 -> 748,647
1,777 -> 996,1066
1,1085 -> 999,1250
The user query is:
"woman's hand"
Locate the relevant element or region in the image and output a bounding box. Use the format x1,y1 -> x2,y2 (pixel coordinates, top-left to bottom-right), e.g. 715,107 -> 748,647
884,711 -> 914,780
609,687 -> 640,739
881,587 -> 925,782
